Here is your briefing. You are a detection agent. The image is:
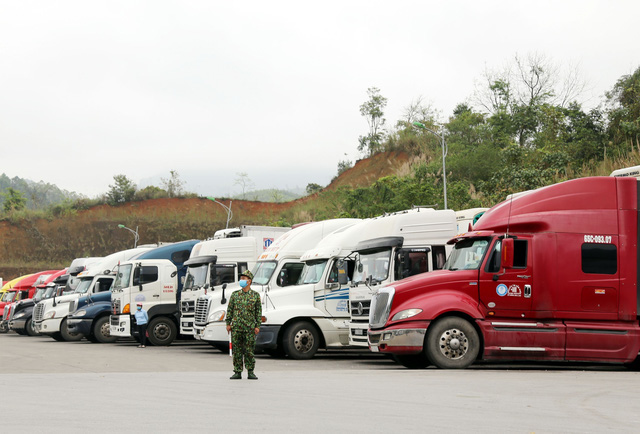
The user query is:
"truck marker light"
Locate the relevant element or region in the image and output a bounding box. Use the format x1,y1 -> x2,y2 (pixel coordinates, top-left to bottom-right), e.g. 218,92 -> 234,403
488,311 -> 495,316
123,303 -> 130,314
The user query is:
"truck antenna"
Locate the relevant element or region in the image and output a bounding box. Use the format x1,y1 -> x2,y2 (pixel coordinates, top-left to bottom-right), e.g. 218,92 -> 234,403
506,194 -> 514,237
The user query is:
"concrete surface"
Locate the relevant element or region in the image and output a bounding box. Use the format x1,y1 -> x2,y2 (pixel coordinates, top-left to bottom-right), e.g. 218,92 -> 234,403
1,333 -> 639,433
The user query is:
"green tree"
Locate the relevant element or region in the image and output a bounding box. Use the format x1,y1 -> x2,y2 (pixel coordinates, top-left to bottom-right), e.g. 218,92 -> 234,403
135,185 -> 168,201
306,183 -> 323,195
358,87 -> 388,156
107,174 -> 136,205
606,66 -> 640,152
2,187 -> 27,212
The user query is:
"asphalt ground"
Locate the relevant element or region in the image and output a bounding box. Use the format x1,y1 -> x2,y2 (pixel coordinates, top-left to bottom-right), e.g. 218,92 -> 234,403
1,332 -> 640,433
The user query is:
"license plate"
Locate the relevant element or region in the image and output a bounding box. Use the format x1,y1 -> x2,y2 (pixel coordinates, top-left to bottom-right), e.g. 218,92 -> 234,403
355,329 -> 365,336
370,346 -> 379,352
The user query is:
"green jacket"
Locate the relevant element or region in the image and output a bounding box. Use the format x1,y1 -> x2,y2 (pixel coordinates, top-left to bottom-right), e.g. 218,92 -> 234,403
226,288 -> 262,331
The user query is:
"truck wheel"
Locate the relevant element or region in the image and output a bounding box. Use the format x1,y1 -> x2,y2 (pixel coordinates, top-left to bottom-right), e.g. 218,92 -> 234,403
282,321 -> 320,360
0,322 -> 8,334
425,317 -> 479,369
147,317 -> 177,346
25,318 -> 39,337
212,343 -> 229,353
51,332 -> 65,342
393,354 -> 430,369
60,318 -> 84,342
93,316 -> 118,344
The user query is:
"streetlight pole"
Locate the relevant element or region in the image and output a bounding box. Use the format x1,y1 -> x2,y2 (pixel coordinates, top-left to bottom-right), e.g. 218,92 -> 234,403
207,197 -> 233,229
117,224 -> 139,248
413,121 -> 448,210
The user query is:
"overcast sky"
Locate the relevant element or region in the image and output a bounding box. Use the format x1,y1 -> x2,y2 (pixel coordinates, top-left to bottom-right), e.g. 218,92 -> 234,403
1,1 -> 638,198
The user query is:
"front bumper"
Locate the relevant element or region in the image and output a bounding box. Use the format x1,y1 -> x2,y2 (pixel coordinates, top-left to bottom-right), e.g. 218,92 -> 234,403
255,325 -> 280,350
195,323 -> 279,351
109,314 -> 132,337
38,317 -> 63,335
348,322 -> 369,347
180,316 -> 195,336
368,321 -> 430,355
9,318 -> 27,331
67,318 -> 92,336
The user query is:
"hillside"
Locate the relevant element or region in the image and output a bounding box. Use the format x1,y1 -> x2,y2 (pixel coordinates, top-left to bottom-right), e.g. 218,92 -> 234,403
0,151 -> 410,280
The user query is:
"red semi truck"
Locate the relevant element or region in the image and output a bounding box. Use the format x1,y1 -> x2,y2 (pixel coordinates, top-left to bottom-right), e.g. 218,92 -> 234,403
368,176 -> 640,369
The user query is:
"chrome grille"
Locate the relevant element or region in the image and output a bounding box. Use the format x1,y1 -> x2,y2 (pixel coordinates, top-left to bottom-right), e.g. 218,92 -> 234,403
68,300 -> 76,314
350,300 -> 371,322
8,304 -> 16,321
369,288 -> 394,329
194,298 -> 209,326
34,303 -> 45,322
2,305 -> 9,321
111,300 -> 121,315
181,300 -> 195,313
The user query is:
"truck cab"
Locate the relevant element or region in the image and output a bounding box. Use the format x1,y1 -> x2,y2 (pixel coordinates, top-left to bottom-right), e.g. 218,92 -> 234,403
347,208 -> 457,346
369,176 -> 640,369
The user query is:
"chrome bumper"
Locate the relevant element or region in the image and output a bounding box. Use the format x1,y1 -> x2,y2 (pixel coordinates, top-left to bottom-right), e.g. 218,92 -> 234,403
368,328 -> 426,352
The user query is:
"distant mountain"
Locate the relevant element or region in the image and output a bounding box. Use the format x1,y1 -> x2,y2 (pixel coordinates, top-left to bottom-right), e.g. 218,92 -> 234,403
233,188 -> 303,202
0,173 -> 83,210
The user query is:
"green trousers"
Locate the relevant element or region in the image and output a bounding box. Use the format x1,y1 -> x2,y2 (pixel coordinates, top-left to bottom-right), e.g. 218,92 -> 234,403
232,330 -> 256,373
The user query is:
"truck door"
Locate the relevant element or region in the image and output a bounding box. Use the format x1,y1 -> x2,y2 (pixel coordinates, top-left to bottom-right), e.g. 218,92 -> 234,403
479,237 -> 533,315
132,265 -> 163,309
313,259 -> 353,318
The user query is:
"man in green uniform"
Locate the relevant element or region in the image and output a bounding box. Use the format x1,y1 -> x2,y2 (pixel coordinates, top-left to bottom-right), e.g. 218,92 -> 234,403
226,270 -> 261,380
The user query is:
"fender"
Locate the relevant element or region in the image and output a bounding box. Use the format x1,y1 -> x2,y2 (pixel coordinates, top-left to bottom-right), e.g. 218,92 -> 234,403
262,305 -> 328,326
82,302 -> 112,319
147,303 -> 179,321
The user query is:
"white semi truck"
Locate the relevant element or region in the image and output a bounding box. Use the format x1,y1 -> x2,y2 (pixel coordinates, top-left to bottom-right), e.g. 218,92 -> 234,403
192,219 -> 360,358
34,247 -> 152,341
347,208 -> 457,346
180,225 -> 290,336
455,207 -> 488,233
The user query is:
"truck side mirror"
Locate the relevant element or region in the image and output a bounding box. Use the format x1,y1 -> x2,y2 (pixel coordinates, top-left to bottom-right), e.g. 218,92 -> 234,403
337,261 -> 349,285
502,238 -> 515,269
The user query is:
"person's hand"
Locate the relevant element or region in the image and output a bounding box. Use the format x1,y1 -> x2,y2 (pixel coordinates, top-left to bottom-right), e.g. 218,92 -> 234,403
254,327 -> 260,335
226,325 -> 231,333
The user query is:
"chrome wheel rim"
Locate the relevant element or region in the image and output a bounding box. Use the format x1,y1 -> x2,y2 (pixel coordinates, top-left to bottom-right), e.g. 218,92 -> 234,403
293,329 -> 314,353
438,328 -> 469,360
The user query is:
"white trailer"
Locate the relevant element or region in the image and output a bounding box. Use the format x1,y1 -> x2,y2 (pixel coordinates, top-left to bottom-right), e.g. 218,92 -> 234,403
455,207 -> 488,233
192,219 -> 359,356
347,208 -> 457,346
180,226 -> 290,335
33,247 -> 152,341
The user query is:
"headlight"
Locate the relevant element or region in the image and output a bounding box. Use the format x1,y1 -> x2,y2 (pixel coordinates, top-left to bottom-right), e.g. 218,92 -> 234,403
45,311 -> 56,319
14,312 -> 25,319
208,310 -> 225,322
74,310 -> 87,317
391,308 -> 422,321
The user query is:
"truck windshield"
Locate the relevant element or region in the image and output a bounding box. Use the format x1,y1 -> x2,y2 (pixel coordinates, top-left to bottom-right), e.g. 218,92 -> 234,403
184,264 -> 207,291
352,248 -> 391,285
75,278 -> 93,294
445,238 -> 490,270
33,288 -> 45,302
299,260 -> 328,284
2,292 -> 15,302
252,261 -> 277,286
44,286 -> 56,298
113,264 -> 133,291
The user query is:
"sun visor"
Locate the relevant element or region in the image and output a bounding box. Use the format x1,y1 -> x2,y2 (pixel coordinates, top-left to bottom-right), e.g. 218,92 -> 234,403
184,255 -> 218,267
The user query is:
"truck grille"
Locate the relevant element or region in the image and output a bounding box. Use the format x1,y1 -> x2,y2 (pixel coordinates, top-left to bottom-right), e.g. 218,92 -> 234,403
194,298 -> 209,326
350,300 -> 371,322
110,315 -> 119,326
8,305 -> 16,321
34,303 -> 45,322
2,305 -> 9,321
181,300 -> 195,313
68,300 -> 76,314
369,288 -> 394,329
111,300 -> 121,315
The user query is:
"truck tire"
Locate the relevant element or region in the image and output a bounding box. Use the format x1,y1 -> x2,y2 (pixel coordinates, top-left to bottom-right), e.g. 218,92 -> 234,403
0,322 -> 8,334
60,318 -> 84,342
425,317 -> 479,369
25,318 -> 39,337
92,316 -> 118,344
393,353 -> 430,369
212,343 -> 229,353
147,317 -> 177,346
51,332 -> 65,342
282,320 -> 320,360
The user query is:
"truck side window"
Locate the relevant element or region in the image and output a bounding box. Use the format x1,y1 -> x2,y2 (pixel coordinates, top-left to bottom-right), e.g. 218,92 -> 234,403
513,240 -> 528,268
432,245 -> 446,270
213,266 -> 236,286
485,240 -> 502,273
97,278 -> 113,292
238,263 -> 248,275
277,263 -> 305,287
582,244 -> 617,274
133,266 -> 159,285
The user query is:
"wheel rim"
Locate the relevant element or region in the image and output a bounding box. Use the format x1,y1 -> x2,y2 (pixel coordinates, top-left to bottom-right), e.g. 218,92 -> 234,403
29,321 -> 36,335
153,323 -> 170,341
100,321 -> 110,338
437,328 -> 469,360
293,329 -> 314,353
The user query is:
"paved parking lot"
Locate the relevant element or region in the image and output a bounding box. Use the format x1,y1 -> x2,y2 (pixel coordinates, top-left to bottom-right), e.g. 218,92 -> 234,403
2,332 -> 640,433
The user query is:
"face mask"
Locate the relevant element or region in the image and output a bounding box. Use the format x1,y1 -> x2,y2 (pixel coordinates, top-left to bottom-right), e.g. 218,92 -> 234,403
239,280 -> 248,288
137,307 -> 142,310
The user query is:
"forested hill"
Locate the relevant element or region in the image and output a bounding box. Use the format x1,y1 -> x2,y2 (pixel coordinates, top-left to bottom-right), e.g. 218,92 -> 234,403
0,173 -> 82,210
